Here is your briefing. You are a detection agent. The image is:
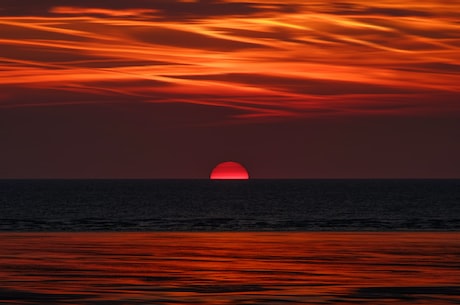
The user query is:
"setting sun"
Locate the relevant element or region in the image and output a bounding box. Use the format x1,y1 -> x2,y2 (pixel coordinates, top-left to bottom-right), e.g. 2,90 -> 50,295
210,161 -> 249,180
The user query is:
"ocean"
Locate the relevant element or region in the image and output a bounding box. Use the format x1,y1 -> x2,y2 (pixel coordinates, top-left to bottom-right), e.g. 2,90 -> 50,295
0,232 -> 459,304
1,180 -> 459,304
1,179 -> 459,231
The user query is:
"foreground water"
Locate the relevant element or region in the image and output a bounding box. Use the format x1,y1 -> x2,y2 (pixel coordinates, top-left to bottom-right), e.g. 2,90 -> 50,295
0,232 -> 459,304
1,179 -> 460,231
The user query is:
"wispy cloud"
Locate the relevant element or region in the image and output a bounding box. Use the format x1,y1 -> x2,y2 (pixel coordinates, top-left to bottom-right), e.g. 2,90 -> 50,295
1,0 -> 459,121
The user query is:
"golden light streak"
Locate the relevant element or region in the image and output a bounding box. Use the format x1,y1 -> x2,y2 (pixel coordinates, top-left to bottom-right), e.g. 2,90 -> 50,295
0,0 -> 459,120
50,7 -> 157,17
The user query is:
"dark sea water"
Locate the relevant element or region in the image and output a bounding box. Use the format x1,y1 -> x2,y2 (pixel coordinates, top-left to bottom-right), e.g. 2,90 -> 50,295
1,179 -> 459,231
1,180 -> 460,304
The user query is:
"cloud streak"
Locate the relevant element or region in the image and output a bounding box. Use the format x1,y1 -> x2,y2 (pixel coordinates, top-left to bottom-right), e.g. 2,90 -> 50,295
1,0 -> 459,121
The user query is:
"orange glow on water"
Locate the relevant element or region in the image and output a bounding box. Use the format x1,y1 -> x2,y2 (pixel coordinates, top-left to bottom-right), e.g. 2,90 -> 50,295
0,232 -> 459,304
210,161 -> 249,180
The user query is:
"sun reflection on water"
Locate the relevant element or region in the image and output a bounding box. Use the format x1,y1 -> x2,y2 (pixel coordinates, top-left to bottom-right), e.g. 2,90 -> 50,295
0,232 -> 459,304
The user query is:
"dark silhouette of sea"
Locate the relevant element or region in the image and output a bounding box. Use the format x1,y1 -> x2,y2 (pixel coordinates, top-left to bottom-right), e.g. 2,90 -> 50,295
1,179 -> 459,231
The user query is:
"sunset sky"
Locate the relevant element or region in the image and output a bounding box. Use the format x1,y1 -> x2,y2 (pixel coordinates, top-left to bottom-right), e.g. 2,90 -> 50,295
1,0 -> 459,178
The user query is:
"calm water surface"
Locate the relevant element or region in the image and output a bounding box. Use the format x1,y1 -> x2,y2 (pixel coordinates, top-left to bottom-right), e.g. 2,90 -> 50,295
0,232 -> 459,304
1,179 -> 460,231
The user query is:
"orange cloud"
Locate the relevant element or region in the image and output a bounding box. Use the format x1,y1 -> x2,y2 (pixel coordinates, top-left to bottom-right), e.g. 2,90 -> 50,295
50,7 -> 157,17
1,0 -> 459,121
